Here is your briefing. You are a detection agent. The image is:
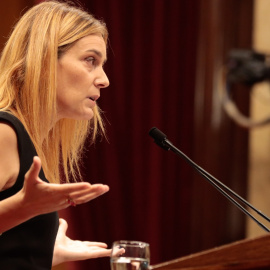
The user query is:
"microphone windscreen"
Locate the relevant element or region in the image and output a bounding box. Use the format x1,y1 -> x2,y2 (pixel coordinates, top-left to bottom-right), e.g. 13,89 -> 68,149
149,127 -> 167,142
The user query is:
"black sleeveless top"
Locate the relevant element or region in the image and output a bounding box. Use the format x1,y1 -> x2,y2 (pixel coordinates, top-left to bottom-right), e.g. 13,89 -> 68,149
0,112 -> 59,269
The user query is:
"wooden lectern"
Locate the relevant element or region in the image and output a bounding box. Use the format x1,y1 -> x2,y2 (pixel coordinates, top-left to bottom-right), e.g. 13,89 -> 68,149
150,234 -> 270,270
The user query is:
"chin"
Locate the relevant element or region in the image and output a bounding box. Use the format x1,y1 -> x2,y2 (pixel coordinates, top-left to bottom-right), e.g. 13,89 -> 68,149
80,110 -> 94,120
73,114 -> 93,121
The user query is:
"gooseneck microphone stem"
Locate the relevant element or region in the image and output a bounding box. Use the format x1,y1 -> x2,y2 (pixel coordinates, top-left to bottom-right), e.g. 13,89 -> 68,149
149,127 -> 270,233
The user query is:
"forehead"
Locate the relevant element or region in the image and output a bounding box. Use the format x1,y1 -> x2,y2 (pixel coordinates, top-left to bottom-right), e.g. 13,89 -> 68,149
69,35 -> 107,57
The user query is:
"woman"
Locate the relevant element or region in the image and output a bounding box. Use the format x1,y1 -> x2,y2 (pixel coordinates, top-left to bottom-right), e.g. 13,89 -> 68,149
0,0 -> 112,268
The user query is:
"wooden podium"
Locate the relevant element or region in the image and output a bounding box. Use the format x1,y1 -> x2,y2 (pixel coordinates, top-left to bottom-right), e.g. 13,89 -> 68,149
150,234 -> 270,270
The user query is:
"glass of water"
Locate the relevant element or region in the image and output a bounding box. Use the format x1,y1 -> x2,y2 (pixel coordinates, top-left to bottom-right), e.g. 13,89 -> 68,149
110,240 -> 150,270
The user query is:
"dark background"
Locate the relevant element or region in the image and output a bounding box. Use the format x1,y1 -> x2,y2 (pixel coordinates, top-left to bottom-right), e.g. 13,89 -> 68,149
1,0 -> 254,269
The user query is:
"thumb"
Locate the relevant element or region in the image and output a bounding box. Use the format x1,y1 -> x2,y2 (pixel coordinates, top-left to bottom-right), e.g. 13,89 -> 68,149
25,156 -> 42,182
58,218 -> 68,236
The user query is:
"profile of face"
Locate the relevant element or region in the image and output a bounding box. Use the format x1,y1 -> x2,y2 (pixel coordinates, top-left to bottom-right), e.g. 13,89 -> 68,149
56,34 -> 109,121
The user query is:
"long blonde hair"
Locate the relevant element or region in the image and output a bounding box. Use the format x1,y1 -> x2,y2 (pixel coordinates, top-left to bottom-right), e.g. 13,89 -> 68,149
0,1 -> 108,183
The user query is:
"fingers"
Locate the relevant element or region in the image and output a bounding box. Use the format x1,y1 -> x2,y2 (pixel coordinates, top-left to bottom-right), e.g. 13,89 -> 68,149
65,183 -> 109,195
79,246 -> 112,258
69,184 -> 109,205
23,157 -> 110,210
111,247 -> 125,257
52,183 -> 109,206
83,241 -> 108,248
92,248 -> 111,258
51,182 -> 93,193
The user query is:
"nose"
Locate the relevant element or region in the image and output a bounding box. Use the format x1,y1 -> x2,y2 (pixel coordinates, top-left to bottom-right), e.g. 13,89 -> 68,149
95,68 -> 110,89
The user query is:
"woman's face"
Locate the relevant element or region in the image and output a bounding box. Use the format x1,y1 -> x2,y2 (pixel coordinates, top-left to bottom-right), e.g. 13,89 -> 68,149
56,34 -> 109,121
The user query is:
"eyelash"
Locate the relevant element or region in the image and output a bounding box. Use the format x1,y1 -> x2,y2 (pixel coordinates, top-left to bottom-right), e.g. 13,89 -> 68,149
84,56 -> 106,69
85,56 -> 96,65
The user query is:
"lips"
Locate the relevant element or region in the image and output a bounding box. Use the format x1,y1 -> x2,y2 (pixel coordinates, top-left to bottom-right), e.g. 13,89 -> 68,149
88,95 -> 99,101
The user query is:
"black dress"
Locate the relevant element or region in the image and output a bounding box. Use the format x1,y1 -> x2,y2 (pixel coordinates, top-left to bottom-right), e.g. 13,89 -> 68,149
0,112 -> 59,270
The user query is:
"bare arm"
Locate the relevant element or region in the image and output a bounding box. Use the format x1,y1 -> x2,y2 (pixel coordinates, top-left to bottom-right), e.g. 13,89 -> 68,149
0,123 -> 109,234
0,122 -> 26,233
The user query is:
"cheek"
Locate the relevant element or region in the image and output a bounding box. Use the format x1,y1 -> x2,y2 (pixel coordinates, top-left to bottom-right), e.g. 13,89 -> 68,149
57,60 -> 94,98
59,68 -> 80,88
57,70 -> 81,99
63,69 -> 92,91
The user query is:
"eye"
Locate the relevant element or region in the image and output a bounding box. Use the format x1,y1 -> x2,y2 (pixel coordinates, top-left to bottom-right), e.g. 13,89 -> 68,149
85,56 -> 96,65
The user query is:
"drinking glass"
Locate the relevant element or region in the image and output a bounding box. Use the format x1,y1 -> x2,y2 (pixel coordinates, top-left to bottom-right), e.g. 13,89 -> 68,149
110,240 -> 150,270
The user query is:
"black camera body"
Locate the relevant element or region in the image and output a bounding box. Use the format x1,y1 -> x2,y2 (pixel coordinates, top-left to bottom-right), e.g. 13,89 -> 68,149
227,49 -> 270,85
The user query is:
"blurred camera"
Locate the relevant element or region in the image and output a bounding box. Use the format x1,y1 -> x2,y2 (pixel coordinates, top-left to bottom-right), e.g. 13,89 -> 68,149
227,49 -> 270,85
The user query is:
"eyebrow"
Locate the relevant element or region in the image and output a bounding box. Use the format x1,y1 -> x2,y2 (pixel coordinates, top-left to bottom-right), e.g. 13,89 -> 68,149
86,49 -> 107,64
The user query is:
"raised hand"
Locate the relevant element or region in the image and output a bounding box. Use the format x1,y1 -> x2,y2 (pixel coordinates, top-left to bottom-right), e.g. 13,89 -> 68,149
19,156 -> 109,217
0,156 -> 109,236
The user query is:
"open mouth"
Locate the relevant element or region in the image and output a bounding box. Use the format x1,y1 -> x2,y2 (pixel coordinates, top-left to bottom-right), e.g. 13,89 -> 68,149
88,95 -> 99,102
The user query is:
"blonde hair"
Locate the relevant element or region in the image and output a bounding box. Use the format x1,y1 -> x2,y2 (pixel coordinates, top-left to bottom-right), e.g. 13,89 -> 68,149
0,0 -> 108,183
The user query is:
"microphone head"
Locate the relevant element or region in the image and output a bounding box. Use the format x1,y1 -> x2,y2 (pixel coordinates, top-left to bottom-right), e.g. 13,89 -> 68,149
149,127 -> 170,151
149,127 -> 167,141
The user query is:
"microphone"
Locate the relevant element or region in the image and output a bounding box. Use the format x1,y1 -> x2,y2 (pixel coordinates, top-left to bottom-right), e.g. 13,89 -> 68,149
149,127 -> 270,232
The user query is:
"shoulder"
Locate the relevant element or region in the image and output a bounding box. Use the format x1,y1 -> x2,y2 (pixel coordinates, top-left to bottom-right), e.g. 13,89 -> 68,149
0,122 -> 20,191
0,121 -> 18,144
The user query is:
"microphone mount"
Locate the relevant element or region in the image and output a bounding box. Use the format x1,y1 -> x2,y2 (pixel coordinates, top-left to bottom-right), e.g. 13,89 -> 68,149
149,127 -> 270,232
